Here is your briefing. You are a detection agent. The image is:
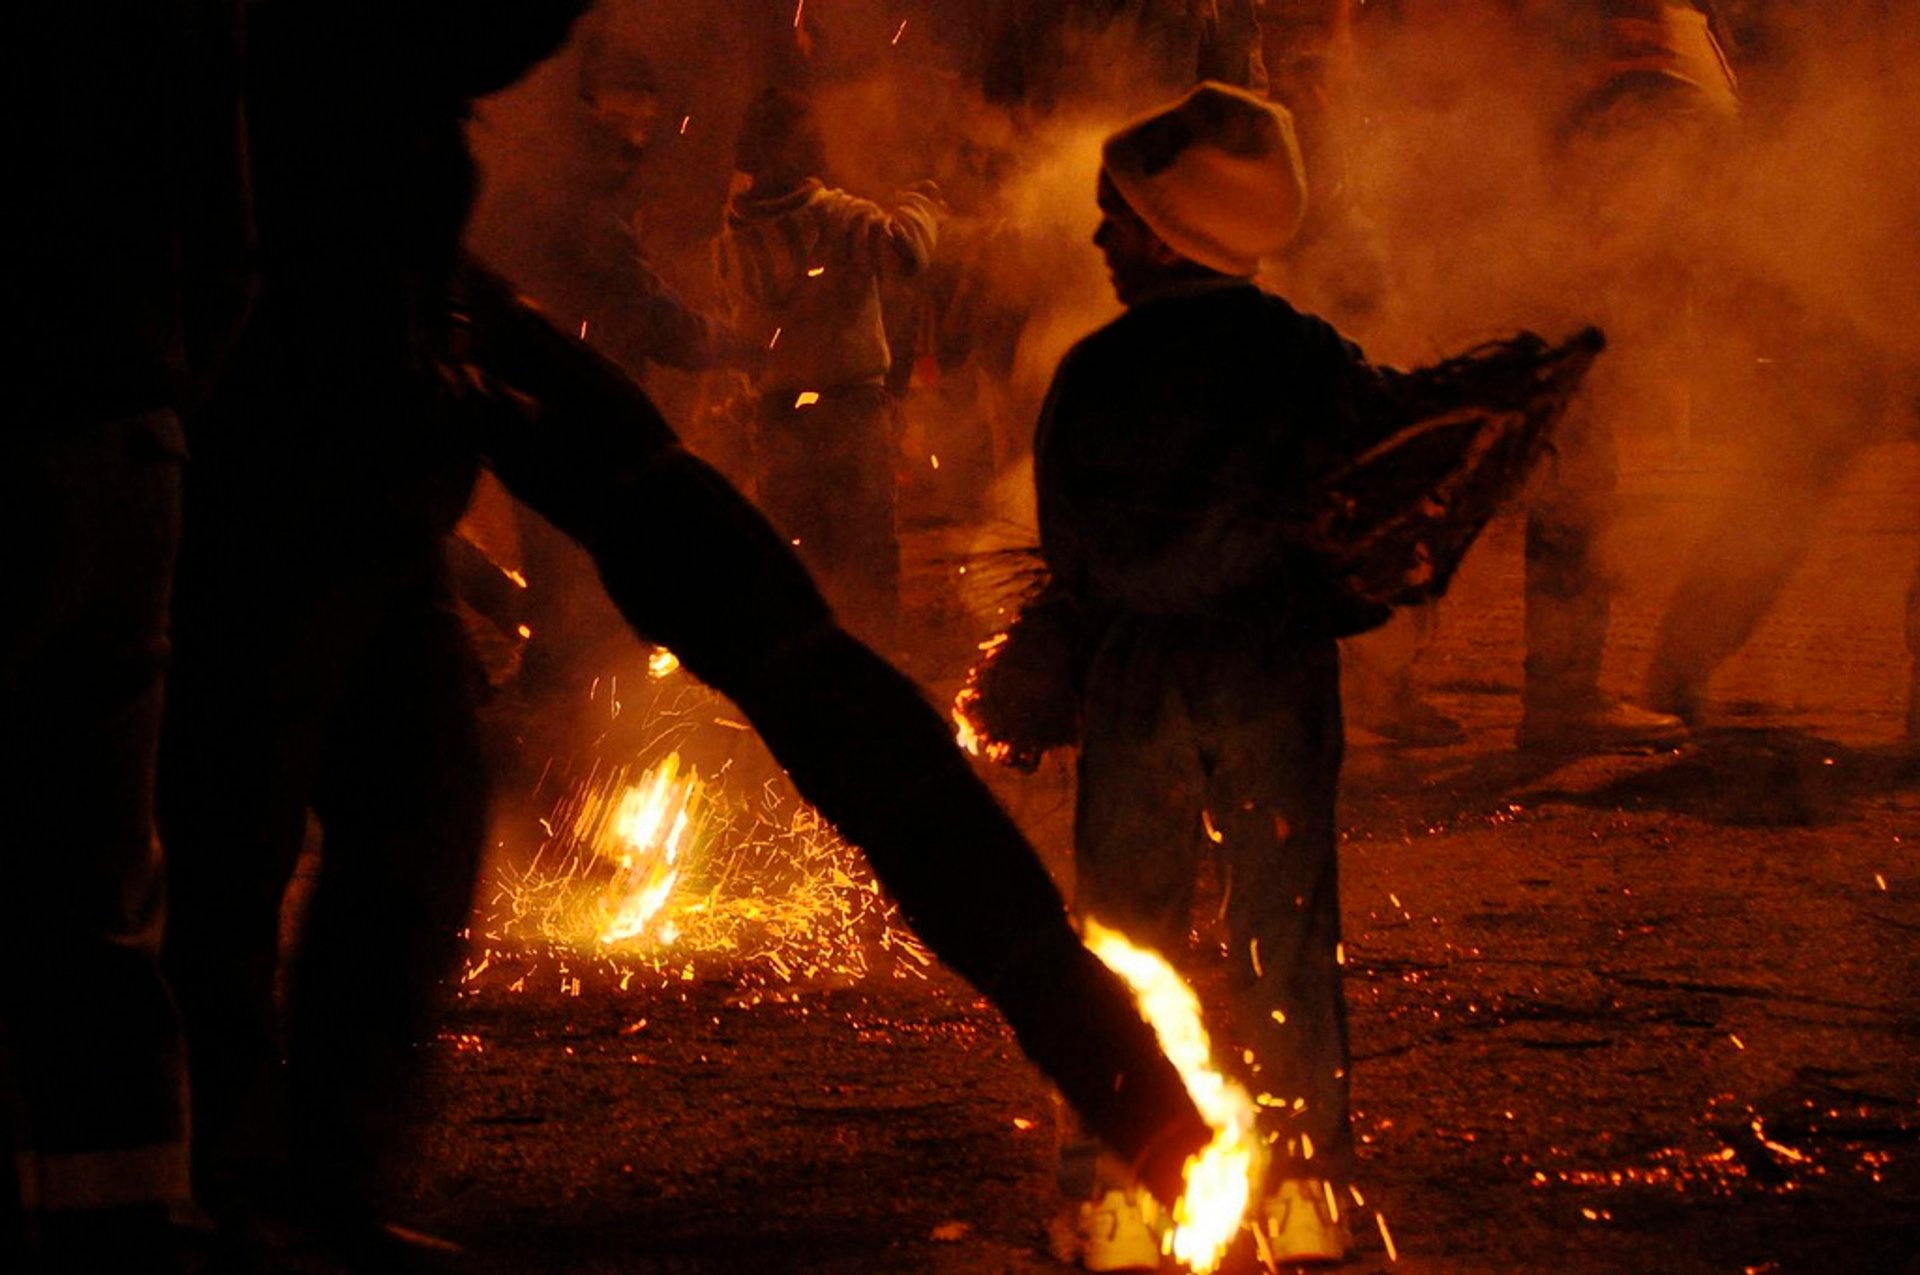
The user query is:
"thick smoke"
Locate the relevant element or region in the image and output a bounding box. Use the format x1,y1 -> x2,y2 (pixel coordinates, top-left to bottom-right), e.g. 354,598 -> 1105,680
462,1 -> 1918,741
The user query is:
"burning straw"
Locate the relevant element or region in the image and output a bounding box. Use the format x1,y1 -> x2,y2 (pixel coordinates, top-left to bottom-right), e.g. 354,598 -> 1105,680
1083,918 -> 1265,1274
471,733 -> 930,993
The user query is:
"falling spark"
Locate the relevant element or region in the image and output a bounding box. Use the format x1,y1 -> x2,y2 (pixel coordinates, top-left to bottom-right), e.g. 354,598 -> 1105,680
768,326 -> 783,349
1202,809 -> 1223,844
1249,939 -> 1263,978
793,0 -> 804,28
1375,1212 -> 1399,1261
806,265 -> 825,277
678,115 -> 690,135
1082,919 -> 1262,1275
516,624 -> 533,639
1012,1117 -> 1036,1131
891,19 -> 908,45
794,391 -> 820,408
929,454 -> 940,469
504,568 -> 529,589
1730,1034 -> 1745,1050
1874,873 -> 1888,891
578,320 -> 589,340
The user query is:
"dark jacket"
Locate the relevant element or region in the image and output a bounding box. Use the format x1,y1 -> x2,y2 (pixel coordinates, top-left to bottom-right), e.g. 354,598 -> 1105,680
1034,279 -> 1391,633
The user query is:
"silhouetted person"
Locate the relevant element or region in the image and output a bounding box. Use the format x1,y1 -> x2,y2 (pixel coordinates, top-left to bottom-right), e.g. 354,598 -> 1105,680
714,86 -> 942,647
1036,84 -> 1380,1269
7,5 -> 248,1270
158,4 -> 1207,1266
1513,0 -> 1736,750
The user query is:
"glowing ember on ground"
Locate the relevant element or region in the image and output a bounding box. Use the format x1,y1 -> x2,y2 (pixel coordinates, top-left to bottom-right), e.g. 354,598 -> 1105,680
1081,918 -> 1263,1274
471,743 -> 929,992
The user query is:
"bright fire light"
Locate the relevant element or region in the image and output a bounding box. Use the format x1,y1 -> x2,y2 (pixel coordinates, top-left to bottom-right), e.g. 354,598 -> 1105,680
597,752 -> 700,944
471,683 -> 932,993
1082,918 -> 1263,1273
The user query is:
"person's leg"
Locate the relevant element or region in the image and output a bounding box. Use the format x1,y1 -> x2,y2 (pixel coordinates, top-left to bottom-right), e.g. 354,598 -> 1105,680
1523,397 -> 1615,719
292,559 -> 488,1228
1905,551 -> 1920,742
1647,306 -> 1888,723
780,389 -> 901,649
158,491 -> 395,1226
1644,477 -> 1831,722
1055,627 -> 1205,1249
2,412 -> 190,1271
832,389 -> 904,647
1520,391 -> 1685,749
1198,635 -> 1352,1189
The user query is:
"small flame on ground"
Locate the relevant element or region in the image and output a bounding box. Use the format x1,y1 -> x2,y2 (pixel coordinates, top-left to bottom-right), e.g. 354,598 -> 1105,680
648,648 -> 681,680
474,688 -> 930,992
1082,919 -> 1263,1274
598,753 -> 701,944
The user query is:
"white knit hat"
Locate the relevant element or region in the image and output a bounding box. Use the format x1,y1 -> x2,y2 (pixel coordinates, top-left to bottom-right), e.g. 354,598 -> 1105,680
1100,81 -> 1308,278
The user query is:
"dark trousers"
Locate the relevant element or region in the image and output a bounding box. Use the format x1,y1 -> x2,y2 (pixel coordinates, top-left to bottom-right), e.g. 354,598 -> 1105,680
1073,617 -> 1352,1187
2,412 -> 190,1270
754,385 -> 900,645
160,509 -> 486,1222
1523,390 -> 1619,712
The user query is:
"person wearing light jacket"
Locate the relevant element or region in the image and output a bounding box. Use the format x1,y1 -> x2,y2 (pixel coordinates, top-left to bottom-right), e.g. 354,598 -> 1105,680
715,86 -> 942,647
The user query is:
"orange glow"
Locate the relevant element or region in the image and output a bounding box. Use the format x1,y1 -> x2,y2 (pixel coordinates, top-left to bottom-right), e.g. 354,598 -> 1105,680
1082,919 -> 1263,1274
598,753 -> 702,944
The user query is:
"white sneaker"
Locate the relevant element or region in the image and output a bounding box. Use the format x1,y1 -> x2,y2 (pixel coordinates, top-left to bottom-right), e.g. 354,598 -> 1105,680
1077,1188 -> 1164,1272
1260,1179 -> 1351,1266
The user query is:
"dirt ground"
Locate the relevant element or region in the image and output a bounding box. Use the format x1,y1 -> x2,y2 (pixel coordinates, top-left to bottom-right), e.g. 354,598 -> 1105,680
401,438 -> 1919,1273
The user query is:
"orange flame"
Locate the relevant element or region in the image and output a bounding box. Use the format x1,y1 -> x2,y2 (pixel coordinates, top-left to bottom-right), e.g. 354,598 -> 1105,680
1082,918 -> 1264,1274
597,753 -> 702,944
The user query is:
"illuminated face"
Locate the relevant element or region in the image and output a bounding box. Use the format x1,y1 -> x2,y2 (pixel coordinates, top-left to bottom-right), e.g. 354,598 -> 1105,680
1094,170 -> 1182,306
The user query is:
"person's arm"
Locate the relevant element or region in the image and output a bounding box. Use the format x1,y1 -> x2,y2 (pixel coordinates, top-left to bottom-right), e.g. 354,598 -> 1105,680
830,185 -> 943,284
456,262 -> 1209,1202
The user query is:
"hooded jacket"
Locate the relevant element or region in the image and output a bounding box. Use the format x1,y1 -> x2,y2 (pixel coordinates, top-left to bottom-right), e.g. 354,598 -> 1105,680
715,179 -> 938,395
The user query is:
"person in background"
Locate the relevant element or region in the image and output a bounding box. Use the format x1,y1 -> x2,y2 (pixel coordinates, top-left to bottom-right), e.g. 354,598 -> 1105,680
157,7 -> 1209,1268
714,86 -> 943,648
6,4 -> 249,1270
1514,0 -> 1736,750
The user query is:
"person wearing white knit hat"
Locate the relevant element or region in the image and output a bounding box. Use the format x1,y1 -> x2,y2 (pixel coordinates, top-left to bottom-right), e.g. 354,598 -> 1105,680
1038,82 -> 1373,1271
1098,80 -> 1308,288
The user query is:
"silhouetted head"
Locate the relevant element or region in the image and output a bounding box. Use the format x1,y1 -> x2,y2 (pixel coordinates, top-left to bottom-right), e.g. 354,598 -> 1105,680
734,86 -> 826,195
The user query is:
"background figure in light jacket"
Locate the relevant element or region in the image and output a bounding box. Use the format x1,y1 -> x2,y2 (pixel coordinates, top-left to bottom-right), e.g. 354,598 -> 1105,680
716,86 -> 942,647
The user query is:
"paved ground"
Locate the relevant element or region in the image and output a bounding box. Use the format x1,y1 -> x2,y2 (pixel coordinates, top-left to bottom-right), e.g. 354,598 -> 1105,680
399,437 -> 1919,1272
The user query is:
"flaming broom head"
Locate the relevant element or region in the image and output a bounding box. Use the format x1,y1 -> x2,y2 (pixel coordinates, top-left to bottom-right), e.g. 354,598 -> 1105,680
1082,919 -> 1265,1273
